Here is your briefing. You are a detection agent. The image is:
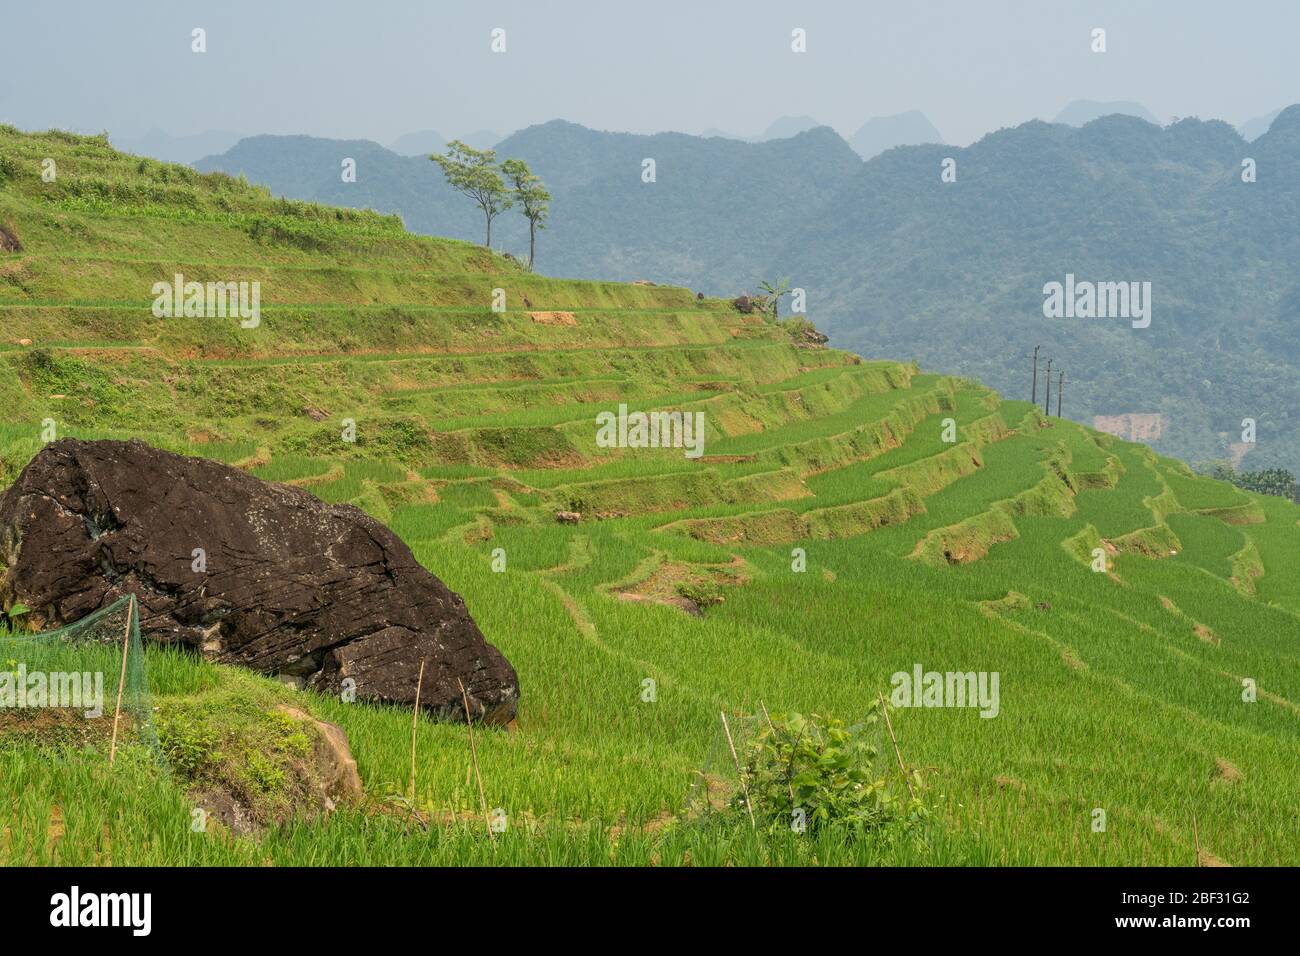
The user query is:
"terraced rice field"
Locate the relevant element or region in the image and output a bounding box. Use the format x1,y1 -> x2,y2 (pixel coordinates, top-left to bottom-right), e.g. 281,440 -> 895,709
1,127 -> 1297,865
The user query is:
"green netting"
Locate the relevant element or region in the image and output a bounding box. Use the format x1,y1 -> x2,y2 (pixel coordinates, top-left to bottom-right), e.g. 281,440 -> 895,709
0,597 -> 161,762
685,711 -> 762,818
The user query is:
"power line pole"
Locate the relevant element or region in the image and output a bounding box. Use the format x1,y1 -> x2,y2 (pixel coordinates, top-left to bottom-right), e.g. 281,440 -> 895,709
1044,358 -> 1053,416
1057,370 -> 1064,418
1031,345 -> 1041,404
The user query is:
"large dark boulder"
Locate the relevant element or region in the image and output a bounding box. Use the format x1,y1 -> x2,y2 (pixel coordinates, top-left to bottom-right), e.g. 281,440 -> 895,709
0,439 -> 518,723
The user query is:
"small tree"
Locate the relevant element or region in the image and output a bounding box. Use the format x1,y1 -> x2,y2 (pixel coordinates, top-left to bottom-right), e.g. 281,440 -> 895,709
431,141 -> 512,248
501,158 -> 551,269
758,277 -> 792,321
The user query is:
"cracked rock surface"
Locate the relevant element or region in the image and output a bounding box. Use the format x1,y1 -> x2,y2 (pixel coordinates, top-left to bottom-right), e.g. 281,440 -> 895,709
0,439 -> 519,723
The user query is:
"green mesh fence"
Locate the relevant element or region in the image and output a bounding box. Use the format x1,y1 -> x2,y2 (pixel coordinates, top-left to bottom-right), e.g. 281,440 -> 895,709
0,597 -> 161,762
685,711 -> 762,819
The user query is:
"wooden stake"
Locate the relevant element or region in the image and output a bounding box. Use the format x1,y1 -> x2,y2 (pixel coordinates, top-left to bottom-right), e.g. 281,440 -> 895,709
879,693 -> 915,801
108,596 -> 135,767
758,699 -> 776,735
720,711 -> 755,830
458,677 -> 493,838
408,658 -> 426,802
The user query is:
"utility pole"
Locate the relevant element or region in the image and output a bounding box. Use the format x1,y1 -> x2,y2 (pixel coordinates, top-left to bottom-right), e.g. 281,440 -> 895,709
1044,358 -> 1053,416
1031,345 -> 1041,404
1057,370 -> 1064,418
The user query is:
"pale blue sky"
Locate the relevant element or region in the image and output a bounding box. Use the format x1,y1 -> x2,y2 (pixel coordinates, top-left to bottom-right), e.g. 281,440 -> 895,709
2,0 -> 1294,145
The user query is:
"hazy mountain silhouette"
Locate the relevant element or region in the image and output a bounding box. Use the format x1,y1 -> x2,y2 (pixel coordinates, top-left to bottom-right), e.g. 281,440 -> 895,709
848,111 -> 945,159
1239,107 -> 1284,141
196,120 -> 863,292
759,115 -> 823,140
1053,100 -> 1160,126
387,129 -> 447,157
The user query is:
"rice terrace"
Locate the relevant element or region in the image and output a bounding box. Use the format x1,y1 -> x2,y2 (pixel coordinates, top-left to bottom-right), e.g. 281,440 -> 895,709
1,121 -> 1295,871
2,6 -> 1299,903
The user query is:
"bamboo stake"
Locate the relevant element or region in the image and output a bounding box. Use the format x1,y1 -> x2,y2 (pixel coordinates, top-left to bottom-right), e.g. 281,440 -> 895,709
878,693 -> 916,801
720,711 -> 755,830
408,658 -> 426,802
458,677 -> 493,838
108,596 -> 135,767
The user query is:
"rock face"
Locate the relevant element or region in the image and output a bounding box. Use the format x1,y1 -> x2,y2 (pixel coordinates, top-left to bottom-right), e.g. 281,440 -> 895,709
0,439 -> 518,723
276,705 -> 364,810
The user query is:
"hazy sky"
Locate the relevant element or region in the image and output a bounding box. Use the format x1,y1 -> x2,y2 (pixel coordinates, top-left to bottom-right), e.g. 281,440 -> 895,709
2,0 -> 1295,146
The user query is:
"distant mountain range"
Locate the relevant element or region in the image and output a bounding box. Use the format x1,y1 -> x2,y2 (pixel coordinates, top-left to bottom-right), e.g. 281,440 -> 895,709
698,112 -> 944,158
699,115 -> 822,142
1239,108 -> 1285,142
1053,100 -> 1162,127
192,105 -> 1300,471
848,111 -> 945,159
386,129 -> 503,156
197,121 -> 863,296
1050,99 -> 1288,143
99,103 -> 1290,167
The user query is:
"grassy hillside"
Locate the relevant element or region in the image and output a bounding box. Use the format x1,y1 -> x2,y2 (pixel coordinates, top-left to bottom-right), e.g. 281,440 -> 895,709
2,127 -> 1298,866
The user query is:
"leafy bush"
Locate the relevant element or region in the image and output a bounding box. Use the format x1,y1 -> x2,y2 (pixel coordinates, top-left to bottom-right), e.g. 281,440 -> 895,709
734,710 -> 927,837
0,153 -> 18,182
156,710 -> 223,778
1234,468 -> 1298,501
1202,460 -> 1299,502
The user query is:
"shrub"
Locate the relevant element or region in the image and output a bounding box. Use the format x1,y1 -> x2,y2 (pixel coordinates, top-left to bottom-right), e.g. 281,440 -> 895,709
1235,467 -> 1298,501
1201,459 -> 1299,502
734,710 -> 927,837
157,710 -> 223,778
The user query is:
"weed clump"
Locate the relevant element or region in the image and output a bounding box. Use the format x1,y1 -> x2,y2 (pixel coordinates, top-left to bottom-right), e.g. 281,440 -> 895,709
675,580 -> 722,608
732,711 -> 927,838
